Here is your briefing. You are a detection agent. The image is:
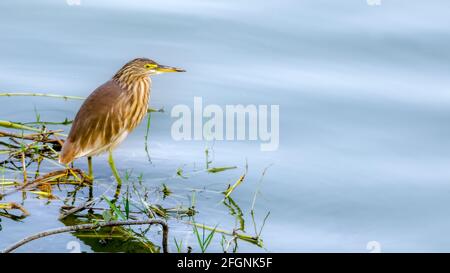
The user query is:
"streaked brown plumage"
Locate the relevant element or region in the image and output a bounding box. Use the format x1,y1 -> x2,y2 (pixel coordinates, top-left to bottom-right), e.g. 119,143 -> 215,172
59,58 -> 184,164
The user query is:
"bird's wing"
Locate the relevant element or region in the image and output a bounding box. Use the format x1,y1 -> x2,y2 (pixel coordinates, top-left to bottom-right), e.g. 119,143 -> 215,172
59,80 -> 125,163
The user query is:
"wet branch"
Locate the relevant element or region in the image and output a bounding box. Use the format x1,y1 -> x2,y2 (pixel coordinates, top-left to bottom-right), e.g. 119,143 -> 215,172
2,219 -> 169,253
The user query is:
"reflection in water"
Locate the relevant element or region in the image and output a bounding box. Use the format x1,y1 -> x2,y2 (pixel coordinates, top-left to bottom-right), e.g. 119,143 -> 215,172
59,215 -> 160,253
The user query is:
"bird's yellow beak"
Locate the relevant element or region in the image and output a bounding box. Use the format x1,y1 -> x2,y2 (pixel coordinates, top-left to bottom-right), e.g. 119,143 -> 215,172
156,64 -> 186,73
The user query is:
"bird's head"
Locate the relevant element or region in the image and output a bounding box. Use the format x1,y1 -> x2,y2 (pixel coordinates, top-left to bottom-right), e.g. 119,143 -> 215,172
114,58 -> 185,81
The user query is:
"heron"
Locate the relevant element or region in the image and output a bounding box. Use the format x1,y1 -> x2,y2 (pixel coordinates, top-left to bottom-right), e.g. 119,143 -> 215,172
59,58 -> 185,183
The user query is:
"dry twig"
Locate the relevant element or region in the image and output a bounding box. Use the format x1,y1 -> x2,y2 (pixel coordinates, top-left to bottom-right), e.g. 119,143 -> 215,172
0,168 -> 92,198
0,202 -> 30,216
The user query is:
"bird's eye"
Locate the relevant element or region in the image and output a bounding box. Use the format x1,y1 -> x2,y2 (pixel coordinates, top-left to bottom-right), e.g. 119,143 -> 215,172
145,64 -> 157,69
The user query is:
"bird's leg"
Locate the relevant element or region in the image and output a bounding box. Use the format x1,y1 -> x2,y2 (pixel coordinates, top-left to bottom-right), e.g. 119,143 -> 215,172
113,180 -> 122,203
108,149 -> 122,186
87,156 -> 93,179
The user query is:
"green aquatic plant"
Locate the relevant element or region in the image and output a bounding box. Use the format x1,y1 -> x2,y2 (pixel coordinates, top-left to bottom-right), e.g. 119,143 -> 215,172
174,237 -> 182,253
207,166 -> 237,173
192,218 -> 217,253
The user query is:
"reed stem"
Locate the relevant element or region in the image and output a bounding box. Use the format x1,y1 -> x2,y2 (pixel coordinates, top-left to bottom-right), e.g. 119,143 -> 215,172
0,92 -> 84,100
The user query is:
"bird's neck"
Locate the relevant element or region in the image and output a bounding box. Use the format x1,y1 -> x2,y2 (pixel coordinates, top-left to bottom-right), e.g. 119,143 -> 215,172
115,75 -> 151,131
113,74 -> 151,93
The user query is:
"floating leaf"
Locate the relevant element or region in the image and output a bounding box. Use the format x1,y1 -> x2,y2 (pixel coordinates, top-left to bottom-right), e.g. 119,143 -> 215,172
207,166 -> 237,173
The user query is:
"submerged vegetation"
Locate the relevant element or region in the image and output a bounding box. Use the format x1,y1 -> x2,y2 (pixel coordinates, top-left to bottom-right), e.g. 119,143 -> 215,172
0,92 -> 270,253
